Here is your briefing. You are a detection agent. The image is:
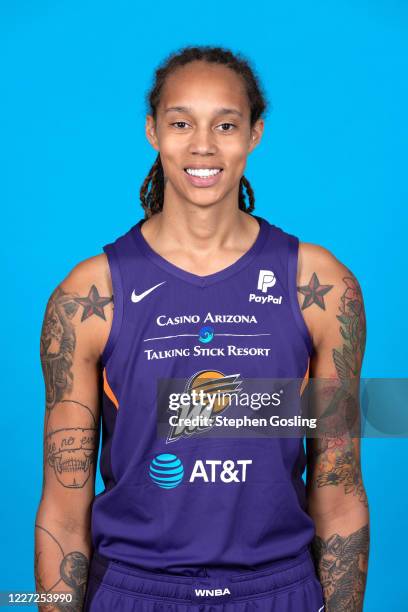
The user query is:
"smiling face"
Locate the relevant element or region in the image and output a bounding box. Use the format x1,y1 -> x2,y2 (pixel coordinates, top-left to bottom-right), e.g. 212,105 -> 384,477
145,61 -> 264,210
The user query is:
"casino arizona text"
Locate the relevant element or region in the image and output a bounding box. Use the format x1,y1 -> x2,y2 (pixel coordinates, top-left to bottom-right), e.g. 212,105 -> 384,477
156,313 -> 258,326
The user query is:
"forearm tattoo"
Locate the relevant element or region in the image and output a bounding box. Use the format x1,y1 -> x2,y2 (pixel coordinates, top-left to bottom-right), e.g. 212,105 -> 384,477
40,284 -> 112,410
312,524 -> 369,611
46,400 -> 98,489
35,524 -> 89,611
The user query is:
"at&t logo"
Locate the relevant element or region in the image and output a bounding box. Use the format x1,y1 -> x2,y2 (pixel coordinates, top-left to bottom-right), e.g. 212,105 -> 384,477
149,454 -> 184,489
149,454 -> 252,489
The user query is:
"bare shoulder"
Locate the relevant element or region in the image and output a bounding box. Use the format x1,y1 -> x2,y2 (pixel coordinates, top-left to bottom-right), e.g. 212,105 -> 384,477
296,242 -> 365,349
61,252 -> 112,295
298,242 -> 350,278
42,252 -> 113,365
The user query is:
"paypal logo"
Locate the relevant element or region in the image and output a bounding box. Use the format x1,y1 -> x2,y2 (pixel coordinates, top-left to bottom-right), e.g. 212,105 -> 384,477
248,269 -> 283,305
257,269 -> 277,293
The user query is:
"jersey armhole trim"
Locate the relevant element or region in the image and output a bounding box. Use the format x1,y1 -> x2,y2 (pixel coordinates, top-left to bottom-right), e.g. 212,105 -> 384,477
287,234 -> 314,357
101,242 -> 124,367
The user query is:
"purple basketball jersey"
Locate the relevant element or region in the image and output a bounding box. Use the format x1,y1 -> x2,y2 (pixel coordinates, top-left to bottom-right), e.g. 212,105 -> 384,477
91,214 -> 316,574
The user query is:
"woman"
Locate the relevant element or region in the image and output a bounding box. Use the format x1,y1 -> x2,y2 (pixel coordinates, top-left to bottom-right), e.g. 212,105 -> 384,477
35,45 -> 369,611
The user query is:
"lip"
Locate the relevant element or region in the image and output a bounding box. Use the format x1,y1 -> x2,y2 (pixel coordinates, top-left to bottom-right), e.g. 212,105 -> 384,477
183,167 -> 224,188
184,164 -> 224,169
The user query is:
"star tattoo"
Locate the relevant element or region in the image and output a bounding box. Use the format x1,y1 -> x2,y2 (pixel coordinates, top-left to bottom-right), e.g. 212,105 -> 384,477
297,272 -> 333,310
73,285 -> 113,322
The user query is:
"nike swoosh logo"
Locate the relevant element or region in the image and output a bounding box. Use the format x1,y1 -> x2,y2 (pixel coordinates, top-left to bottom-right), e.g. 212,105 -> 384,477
131,281 -> 166,303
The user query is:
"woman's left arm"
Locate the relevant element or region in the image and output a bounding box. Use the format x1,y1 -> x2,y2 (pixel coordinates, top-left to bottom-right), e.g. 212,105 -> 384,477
297,243 -> 370,612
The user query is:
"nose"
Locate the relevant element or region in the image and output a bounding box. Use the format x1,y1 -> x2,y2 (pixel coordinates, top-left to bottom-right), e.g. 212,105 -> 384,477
188,125 -> 217,156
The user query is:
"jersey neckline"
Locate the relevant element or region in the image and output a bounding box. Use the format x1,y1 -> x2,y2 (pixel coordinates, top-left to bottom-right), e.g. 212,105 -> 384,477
131,214 -> 270,287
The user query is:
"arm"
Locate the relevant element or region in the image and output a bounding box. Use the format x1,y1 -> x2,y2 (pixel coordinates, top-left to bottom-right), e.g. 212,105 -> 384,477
34,255 -> 113,611
298,243 -> 370,611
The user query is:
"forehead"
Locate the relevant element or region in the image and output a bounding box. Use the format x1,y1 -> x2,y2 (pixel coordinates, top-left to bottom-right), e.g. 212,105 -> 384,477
158,61 -> 249,116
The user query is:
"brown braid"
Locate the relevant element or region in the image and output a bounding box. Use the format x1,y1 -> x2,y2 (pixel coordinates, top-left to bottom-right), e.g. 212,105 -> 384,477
140,153 -> 164,218
239,176 -> 255,214
140,45 -> 269,218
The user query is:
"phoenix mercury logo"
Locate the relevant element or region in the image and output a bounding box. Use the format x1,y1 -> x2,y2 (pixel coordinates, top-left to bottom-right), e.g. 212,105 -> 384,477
167,369 -> 243,443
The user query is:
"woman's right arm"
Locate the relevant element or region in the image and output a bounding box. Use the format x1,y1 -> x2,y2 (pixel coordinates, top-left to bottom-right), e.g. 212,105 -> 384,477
34,255 -> 113,611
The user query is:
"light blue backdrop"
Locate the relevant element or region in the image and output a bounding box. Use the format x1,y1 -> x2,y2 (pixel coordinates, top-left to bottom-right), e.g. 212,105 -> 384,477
1,1 -> 406,609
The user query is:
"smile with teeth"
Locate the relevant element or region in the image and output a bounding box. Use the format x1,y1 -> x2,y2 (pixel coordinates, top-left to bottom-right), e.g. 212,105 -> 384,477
185,168 -> 222,177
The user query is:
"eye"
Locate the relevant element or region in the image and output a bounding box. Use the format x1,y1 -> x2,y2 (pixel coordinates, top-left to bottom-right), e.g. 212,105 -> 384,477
217,122 -> 236,132
170,121 -> 190,129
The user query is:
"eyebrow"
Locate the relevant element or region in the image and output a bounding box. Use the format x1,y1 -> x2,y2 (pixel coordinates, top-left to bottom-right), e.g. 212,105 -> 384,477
164,106 -> 243,118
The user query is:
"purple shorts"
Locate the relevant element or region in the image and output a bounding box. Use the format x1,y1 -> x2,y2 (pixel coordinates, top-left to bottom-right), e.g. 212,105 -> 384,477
83,549 -> 325,611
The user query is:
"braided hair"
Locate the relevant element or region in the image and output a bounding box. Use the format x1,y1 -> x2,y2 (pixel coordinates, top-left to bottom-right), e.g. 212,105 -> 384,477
140,46 -> 268,219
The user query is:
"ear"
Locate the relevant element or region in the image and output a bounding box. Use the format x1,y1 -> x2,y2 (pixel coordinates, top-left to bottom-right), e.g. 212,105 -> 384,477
145,115 -> 160,152
248,118 -> 264,153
